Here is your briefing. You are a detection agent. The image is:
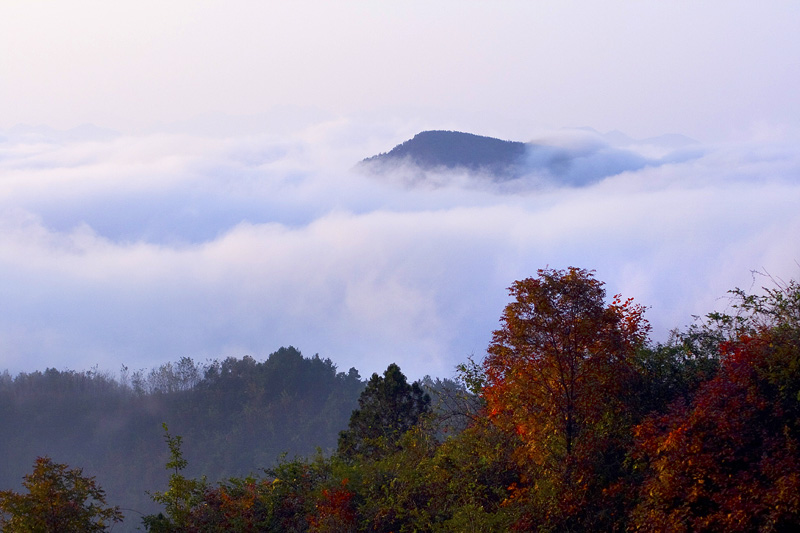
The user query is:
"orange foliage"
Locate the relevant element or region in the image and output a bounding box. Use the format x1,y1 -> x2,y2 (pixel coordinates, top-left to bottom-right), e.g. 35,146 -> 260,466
308,480 -> 356,533
482,268 -> 649,529
484,268 -> 648,471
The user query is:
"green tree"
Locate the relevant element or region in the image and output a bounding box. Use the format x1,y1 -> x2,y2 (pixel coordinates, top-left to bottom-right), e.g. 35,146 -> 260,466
0,456 -> 122,532
337,363 -> 430,460
143,423 -> 207,532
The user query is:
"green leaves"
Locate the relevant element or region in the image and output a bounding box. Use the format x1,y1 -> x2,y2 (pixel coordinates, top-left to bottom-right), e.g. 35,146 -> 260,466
7,269 -> 800,531
144,424 -> 207,532
337,363 -> 431,461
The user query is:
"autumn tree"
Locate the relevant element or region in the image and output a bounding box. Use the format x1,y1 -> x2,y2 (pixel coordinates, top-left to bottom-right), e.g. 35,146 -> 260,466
0,456 -> 122,532
337,363 -> 430,460
483,267 -> 649,528
307,479 -> 357,533
630,277 -> 800,531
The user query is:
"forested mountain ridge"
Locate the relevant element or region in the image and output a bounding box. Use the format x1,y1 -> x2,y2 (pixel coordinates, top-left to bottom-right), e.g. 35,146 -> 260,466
3,270 -> 800,531
360,129 -> 702,187
0,347 -> 366,529
361,130 -> 530,179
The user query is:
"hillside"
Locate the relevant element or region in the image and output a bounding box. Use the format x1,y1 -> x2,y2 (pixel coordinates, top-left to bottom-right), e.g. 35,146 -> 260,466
2,273 -> 800,531
0,348 -> 365,530
360,129 -> 703,188
361,130 -> 529,179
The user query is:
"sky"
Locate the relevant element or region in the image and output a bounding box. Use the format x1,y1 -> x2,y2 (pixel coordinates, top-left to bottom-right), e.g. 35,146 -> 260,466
1,1 -> 799,380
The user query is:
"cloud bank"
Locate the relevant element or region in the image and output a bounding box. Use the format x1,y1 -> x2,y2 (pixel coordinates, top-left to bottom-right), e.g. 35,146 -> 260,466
0,120 -> 798,380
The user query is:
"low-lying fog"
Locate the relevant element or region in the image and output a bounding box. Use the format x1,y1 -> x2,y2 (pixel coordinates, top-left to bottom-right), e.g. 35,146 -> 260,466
1,119 -> 798,379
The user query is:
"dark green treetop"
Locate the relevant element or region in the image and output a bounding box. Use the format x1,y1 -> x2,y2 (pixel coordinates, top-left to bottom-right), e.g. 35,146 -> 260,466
337,363 -> 430,460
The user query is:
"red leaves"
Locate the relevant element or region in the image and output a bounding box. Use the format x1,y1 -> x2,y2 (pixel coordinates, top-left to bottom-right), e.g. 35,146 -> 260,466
631,327 -> 800,531
308,480 -> 356,532
481,268 -> 650,529
484,268 -> 648,467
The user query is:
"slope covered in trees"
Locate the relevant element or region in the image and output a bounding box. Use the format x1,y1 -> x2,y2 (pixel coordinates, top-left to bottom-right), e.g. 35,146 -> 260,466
0,347 -> 365,529
3,269 -> 800,531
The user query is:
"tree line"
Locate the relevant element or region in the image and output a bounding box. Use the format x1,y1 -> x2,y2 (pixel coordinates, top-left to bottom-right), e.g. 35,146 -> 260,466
3,267 -> 800,531
0,347 -> 367,530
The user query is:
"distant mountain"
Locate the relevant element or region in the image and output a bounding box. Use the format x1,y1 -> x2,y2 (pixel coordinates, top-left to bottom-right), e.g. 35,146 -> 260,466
360,129 -> 703,189
361,130 -> 529,179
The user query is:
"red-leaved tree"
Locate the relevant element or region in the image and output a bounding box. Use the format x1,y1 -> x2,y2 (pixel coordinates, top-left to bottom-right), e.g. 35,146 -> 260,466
631,322 -> 800,531
483,267 -> 649,529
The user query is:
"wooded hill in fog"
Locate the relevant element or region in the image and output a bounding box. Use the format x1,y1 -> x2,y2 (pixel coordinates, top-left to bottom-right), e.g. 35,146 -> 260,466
360,129 -> 701,187
0,347 -> 365,526
361,130 -> 529,179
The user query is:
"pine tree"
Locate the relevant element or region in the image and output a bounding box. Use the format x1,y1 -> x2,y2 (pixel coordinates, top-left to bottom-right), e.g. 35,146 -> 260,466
337,363 -> 430,460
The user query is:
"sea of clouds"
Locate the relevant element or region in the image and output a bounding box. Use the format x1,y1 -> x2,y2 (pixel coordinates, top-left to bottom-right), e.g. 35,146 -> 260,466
1,118 -> 798,380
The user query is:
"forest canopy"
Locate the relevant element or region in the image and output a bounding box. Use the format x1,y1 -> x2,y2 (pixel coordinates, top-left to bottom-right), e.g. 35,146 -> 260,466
2,268 -> 800,531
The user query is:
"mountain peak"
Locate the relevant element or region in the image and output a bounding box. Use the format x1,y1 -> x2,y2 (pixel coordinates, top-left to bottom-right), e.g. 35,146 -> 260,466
361,130 -> 529,178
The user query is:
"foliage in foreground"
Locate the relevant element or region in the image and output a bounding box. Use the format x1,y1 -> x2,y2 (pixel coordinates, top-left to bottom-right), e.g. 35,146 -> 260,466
3,268 -> 800,532
0,456 -> 122,532
0,346 -> 364,526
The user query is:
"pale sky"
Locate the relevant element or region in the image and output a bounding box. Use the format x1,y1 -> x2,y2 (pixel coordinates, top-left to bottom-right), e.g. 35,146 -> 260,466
1,1 -> 799,379
2,1 -> 799,141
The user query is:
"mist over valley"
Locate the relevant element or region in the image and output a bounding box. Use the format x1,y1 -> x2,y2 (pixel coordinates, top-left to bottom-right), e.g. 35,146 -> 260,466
2,2 -> 800,529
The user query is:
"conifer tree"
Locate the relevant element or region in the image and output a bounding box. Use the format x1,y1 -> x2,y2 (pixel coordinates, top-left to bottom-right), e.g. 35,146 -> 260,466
337,363 -> 430,460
